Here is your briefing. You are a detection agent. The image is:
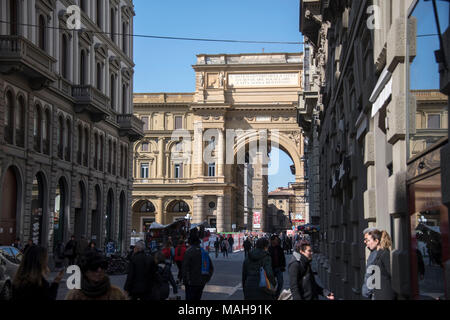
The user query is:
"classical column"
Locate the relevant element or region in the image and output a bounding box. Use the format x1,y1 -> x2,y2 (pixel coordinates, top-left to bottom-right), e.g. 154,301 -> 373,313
155,197 -> 163,224
218,128 -> 224,176
193,195 -> 205,224
217,195 -> 225,232
157,138 -> 164,178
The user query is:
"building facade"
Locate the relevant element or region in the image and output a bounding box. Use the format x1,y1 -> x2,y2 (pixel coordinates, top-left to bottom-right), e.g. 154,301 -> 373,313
299,0 -> 449,300
133,53 -> 307,233
0,0 -> 143,261
267,187 -> 296,233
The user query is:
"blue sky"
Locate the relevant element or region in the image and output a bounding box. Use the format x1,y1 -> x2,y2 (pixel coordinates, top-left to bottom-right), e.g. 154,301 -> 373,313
133,0 -> 301,191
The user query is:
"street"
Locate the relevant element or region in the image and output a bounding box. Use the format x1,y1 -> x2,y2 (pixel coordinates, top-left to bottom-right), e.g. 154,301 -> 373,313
53,250 -> 298,300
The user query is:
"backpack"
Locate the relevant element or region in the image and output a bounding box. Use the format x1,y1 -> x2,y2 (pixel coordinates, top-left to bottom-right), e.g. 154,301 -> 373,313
200,247 -> 211,275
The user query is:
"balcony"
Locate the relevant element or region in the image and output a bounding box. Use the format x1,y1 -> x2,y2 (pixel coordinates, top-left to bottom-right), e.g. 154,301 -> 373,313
117,114 -> 144,142
0,35 -> 56,90
72,85 -> 110,122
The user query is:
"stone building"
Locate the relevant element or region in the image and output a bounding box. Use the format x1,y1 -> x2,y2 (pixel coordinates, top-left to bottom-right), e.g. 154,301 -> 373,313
299,0 -> 449,300
0,0 -> 143,261
133,53 -> 307,233
267,187 -> 296,233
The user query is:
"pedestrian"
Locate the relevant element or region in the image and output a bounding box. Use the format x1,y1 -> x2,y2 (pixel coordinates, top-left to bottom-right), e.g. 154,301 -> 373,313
12,245 -> 64,301
154,251 -> 178,300
64,235 -> 78,266
221,237 -> 229,258
182,229 -> 214,301
228,235 -> 234,254
287,236 -> 293,254
242,237 -> 276,300
174,240 -> 187,284
66,251 -> 126,300
22,239 -> 33,254
85,241 -> 100,255
288,241 -> 334,300
162,241 -> 173,261
243,237 -> 252,258
124,240 -> 158,300
362,229 -> 395,300
12,238 -> 22,252
268,235 -> 286,299
214,238 -> 220,258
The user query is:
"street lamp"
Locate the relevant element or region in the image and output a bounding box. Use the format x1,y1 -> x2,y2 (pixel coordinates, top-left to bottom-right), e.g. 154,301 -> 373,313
185,213 -> 191,232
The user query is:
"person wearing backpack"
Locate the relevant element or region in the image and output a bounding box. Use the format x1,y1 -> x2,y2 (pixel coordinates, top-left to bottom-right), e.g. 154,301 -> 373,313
221,237 -> 229,258
174,240 -> 187,283
288,241 -> 334,300
182,229 -> 214,301
154,251 -> 178,300
242,238 -> 276,300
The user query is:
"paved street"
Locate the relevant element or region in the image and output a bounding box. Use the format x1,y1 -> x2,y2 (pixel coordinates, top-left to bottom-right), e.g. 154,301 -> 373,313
52,250 -> 297,300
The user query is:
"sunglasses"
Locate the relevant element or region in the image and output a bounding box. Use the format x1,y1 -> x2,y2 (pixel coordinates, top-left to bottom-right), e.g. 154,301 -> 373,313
87,260 -> 108,271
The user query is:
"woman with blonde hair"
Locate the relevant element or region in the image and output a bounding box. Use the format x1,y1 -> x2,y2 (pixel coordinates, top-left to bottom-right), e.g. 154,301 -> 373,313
12,245 -> 64,300
365,229 -> 395,300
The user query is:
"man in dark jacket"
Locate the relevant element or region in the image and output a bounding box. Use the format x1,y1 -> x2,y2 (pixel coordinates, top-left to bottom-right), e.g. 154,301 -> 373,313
64,236 -> 78,266
124,240 -> 158,300
242,238 -> 276,300
268,235 -> 286,298
182,229 -> 214,300
243,237 -> 252,258
288,241 -> 334,300
227,236 -> 234,254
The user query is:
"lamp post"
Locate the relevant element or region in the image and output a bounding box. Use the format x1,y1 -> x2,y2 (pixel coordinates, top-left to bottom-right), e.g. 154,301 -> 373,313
185,213 -> 191,233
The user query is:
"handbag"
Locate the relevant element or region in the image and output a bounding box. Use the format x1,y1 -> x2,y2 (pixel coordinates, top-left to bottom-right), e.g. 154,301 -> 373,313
259,266 -> 276,295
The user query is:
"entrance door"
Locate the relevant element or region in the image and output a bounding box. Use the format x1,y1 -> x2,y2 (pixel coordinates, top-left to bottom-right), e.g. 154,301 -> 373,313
0,168 -> 18,245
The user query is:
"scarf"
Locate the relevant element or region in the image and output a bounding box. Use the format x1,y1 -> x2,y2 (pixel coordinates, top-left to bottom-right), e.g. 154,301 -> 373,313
81,275 -> 111,298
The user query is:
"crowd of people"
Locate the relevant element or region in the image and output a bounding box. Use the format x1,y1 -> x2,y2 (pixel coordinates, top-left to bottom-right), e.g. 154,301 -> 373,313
6,226 -> 394,301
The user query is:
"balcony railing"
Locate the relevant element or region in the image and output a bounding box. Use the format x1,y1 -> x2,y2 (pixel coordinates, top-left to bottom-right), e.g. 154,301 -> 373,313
0,35 -> 56,89
72,85 -> 110,122
117,114 -> 144,142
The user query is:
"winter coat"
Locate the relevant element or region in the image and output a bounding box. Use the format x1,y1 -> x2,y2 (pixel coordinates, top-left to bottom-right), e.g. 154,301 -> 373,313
372,249 -> 395,300
64,240 -> 77,258
66,285 -> 126,300
182,244 -> 214,287
124,251 -> 157,298
174,244 -> 187,262
162,247 -> 172,260
156,262 -> 178,300
228,237 -> 234,246
268,245 -> 286,270
243,239 -> 252,251
242,248 -> 276,300
12,278 -> 59,301
288,252 -> 329,300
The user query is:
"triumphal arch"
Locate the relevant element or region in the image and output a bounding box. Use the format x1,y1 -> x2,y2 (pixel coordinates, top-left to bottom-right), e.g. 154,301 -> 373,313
132,53 -> 305,233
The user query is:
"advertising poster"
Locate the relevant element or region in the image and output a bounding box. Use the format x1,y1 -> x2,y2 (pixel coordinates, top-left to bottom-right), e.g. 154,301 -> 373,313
253,212 -> 261,229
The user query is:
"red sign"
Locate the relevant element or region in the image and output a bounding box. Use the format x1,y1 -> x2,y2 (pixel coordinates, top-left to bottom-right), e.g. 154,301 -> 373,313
253,212 -> 261,229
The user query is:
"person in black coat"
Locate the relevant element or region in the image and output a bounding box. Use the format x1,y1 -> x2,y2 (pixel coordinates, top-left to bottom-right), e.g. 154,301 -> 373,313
182,229 -> 214,301
227,236 -> 234,254
124,240 -> 158,300
288,241 -> 334,300
243,238 -> 252,258
268,235 -> 286,298
12,245 -> 64,301
242,238 -> 276,300
64,236 -> 78,266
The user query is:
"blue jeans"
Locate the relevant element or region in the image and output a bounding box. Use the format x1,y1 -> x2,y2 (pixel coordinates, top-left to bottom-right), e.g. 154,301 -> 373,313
273,267 -> 284,298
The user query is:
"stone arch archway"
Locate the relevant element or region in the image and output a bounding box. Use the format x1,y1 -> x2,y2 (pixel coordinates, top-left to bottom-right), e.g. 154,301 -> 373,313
0,166 -> 23,245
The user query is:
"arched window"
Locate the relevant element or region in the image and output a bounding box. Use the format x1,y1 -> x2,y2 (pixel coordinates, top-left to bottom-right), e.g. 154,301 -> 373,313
96,0 -> 102,29
10,0 -> 18,35
122,84 -> 127,114
34,106 -> 42,152
122,22 -> 127,54
43,110 -> 50,155
15,96 -> 25,148
77,124 -> 83,164
108,139 -> 112,173
110,74 -> 115,109
110,8 -> 115,41
58,116 -> 64,159
65,119 -> 71,161
96,63 -> 102,91
62,34 -> 68,79
93,133 -> 98,169
38,15 -> 46,51
4,91 -> 14,144
112,141 -> 117,175
80,50 -> 86,85
99,135 -> 104,171
84,127 -> 89,167
170,201 -> 190,213
140,201 -> 155,213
